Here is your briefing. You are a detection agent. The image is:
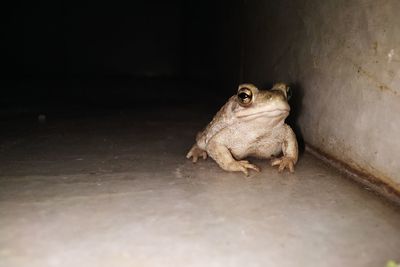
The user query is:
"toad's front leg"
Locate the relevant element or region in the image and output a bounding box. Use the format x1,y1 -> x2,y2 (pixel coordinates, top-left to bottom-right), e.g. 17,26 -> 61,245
186,144 -> 208,163
271,126 -> 298,173
206,139 -> 260,176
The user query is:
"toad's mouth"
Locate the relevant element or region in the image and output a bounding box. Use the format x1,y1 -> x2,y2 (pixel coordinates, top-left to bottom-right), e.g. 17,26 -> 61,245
235,108 -> 289,118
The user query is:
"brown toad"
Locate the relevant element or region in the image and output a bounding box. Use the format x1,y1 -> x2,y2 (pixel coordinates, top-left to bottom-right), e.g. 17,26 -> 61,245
186,83 -> 298,175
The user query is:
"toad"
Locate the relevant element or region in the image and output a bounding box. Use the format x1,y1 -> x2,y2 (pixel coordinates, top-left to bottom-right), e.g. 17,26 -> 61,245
186,83 -> 298,175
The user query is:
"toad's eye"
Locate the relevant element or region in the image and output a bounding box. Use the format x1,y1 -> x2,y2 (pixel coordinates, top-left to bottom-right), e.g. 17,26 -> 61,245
237,88 -> 253,106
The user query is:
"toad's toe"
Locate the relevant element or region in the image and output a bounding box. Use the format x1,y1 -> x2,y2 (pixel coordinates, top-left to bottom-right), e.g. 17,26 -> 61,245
271,157 -> 295,173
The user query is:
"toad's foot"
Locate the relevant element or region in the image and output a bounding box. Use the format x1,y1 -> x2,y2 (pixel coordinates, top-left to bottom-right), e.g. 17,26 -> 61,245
186,144 -> 208,163
271,157 -> 295,173
228,160 -> 260,176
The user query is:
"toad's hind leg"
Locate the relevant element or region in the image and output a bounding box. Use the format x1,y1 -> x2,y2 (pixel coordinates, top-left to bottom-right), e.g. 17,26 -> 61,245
206,140 -> 260,176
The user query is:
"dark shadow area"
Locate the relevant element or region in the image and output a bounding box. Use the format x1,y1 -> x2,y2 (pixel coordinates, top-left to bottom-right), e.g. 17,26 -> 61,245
2,0 -> 242,115
286,83 -> 305,154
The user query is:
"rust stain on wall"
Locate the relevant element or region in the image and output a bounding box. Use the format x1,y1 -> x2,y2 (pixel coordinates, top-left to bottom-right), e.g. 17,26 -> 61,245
354,64 -> 398,96
307,144 -> 400,205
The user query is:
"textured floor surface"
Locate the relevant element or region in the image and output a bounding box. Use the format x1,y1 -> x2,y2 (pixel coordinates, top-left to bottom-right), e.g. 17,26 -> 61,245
0,107 -> 399,267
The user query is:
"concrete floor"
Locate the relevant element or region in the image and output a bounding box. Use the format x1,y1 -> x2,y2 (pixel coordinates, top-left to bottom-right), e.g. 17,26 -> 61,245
0,107 -> 399,267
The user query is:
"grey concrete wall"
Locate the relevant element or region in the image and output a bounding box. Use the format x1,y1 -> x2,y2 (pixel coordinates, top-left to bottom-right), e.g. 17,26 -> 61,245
242,0 -> 400,190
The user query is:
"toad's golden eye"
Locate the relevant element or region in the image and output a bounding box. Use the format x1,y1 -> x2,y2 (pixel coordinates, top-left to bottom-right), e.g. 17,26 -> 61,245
237,87 -> 253,106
